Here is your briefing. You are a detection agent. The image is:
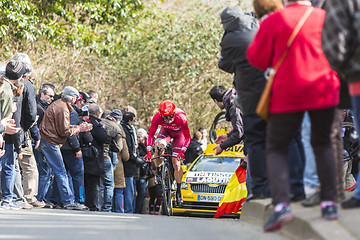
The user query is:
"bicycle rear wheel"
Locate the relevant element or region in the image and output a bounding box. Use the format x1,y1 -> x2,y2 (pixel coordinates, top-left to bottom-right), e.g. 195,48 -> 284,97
209,111 -> 233,144
161,162 -> 174,216
342,121 -> 358,191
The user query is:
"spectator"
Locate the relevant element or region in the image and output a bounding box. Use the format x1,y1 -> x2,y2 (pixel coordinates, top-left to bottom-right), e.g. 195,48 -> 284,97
135,128 -> 149,214
148,162 -> 163,215
322,0 -> 360,209
38,86 -> 92,210
34,83 -> 55,204
100,109 -> 123,212
247,0 -> 339,231
87,90 -> 98,104
184,131 -> 203,166
198,127 -> 208,151
113,113 -> 129,213
1,60 -> 26,210
209,85 -> 244,155
10,53 -> 42,209
84,103 -> 109,211
121,111 -> 138,213
55,92 -> 90,205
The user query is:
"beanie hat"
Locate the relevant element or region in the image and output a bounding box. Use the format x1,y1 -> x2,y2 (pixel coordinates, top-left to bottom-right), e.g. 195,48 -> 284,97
11,53 -> 33,73
110,109 -> 123,121
62,86 -> 80,99
5,60 -> 26,80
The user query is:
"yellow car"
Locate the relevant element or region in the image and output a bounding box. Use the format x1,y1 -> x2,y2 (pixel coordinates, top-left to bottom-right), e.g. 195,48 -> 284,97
173,144 -> 244,217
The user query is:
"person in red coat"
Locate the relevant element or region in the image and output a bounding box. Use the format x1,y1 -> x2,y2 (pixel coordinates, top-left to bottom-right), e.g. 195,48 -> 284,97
246,0 -> 340,232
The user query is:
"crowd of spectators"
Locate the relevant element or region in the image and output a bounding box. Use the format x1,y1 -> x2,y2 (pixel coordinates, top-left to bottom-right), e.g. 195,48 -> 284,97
0,62 -> 208,213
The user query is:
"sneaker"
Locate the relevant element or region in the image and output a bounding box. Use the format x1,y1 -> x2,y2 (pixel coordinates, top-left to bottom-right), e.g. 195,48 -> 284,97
1,201 -> 21,210
29,200 -> 46,208
176,190 -> 183,206
301,192 -> 320,207
155,173 -> 162,185
43,202 -> 55,209
64,202 -> 89,211
17,201 -> 33,210
321,203 -> 338,220
341,197 -> 360,209
264,205 -> 294,232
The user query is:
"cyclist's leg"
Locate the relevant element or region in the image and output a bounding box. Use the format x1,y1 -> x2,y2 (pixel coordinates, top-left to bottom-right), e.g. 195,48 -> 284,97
171,131 -> 186,184
153,127 -> 171,167
172,132 -> 186,205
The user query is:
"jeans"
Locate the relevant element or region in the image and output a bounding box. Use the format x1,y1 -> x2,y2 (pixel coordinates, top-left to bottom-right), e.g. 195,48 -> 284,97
135,178 -> 148,213
38,140 -> 74,206
34,148 -> 52,202
1,144 -> 16,201
124,177 -> 136,213
113,188 -> 124,213
350,96 -> 360,199
111,152 -> 118,170
302,112 -> 320,188
101,158 -> 114,211
243,115 -> 270,196
63,152 -> 85,203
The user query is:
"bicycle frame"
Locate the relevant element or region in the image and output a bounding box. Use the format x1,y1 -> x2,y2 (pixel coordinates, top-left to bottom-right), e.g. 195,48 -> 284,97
151,153 -> 177,216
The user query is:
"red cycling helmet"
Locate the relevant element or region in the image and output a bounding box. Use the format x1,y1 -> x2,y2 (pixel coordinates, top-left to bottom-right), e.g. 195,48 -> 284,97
159,100 -> 176,116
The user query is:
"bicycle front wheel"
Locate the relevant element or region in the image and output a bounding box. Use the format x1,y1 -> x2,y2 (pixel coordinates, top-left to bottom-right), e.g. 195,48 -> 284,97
161,162 -> 174,216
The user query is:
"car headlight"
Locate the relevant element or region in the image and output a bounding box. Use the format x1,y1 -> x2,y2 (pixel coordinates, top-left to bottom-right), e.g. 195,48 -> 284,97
181,182 -> 188,190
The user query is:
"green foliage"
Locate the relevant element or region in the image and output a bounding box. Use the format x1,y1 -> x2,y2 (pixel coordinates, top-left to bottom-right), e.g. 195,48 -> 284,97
0,0 -> 143,55
0,0 -> 241,133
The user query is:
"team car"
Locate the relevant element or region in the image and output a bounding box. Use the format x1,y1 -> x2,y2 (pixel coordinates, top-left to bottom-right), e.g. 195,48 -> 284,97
173,143 -> 244,216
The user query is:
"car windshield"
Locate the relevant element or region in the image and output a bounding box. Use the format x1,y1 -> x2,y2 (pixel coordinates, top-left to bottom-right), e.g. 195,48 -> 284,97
189,155 -> 241,173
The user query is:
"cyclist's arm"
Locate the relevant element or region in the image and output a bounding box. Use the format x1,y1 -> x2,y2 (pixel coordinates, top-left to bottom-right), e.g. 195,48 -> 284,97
179,114 -> 191,150
146,115 -> 160,151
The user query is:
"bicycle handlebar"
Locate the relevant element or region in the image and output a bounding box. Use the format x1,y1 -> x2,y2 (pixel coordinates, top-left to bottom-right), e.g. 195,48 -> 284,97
151,154 -> 181,160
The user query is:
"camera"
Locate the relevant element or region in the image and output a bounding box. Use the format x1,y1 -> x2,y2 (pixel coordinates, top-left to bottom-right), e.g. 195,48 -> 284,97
78,104 -> 89,117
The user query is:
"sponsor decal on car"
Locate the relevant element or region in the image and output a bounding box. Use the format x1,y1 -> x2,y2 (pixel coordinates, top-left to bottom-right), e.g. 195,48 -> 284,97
185,171 -> 232,183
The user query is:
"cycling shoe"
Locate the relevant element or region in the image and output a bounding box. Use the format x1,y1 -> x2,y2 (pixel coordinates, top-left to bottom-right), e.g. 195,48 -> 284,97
176,191 -> 183,206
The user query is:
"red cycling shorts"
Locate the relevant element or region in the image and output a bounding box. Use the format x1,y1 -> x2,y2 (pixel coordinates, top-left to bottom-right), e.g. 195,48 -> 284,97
155,127 -> 185,156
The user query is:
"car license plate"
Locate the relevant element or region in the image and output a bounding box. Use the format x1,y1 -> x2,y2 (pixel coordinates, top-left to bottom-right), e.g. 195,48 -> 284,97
197,195 -> 222,202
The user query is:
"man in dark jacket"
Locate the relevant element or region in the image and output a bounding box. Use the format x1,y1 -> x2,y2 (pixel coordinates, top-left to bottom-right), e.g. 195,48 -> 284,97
322,0 -> 360,208
84,103 -> 109,211
209,86 -> 244,155
121,111 -> 138,213
217,7 -> 305,201
184,131 -> 203,166
33,83 -> 55,204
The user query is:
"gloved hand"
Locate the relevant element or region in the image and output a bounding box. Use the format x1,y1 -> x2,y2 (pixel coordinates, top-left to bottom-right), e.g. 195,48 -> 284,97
144,150 -> 152,162
178,149 -> 185,160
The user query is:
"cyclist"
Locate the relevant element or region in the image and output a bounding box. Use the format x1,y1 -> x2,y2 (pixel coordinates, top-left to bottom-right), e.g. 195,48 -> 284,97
144,100 -> 191,206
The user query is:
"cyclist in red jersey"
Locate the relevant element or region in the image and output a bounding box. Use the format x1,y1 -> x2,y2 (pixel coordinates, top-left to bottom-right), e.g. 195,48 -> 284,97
144,100 -> 191,205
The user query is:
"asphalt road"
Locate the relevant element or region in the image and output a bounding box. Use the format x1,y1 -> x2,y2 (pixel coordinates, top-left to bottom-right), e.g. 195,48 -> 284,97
0,208 -> 288,240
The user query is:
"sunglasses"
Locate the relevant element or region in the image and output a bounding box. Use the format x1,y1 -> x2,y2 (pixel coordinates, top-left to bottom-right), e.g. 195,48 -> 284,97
46,93 -> 54,98
162,113 -> 175,120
